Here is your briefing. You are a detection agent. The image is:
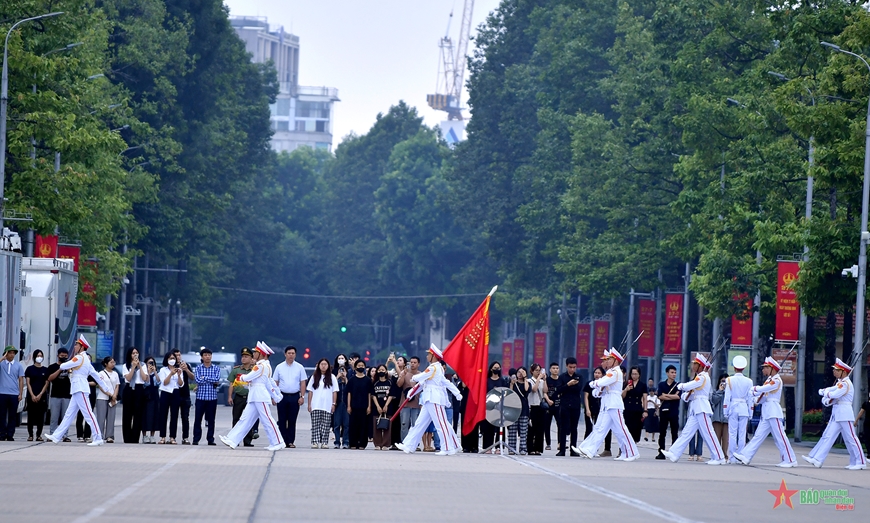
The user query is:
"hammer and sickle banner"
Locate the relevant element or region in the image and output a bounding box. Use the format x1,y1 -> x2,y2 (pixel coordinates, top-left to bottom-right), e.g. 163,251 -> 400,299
664,293 -> 683,355
775,261 -> 800,341
637,299 -> 656,358
575,323 -> 591,369
35,234 -> 58,258
442,289 -> 494,436
593,320 -> 610,361
502,341 -> 513,370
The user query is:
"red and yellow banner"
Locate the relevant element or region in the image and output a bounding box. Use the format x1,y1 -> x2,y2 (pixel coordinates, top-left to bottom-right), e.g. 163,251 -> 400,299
775,261 -> 800,341
576,323 -> 590,369
57,244 -> 80,272
35,234 -> 58,258
533,331 -> 547,367
502,341 -> 513,370
78,261 -> 97,327
731,299 -> 753,346
664,293 -> 683,355
638,299 -> 656,358
593,320 -> 610,361
512,338 -> 525,370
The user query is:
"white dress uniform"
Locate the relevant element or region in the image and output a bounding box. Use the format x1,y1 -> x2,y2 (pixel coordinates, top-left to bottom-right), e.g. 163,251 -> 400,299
45,336 -> 111,445
723,356 -> 753,463
662,354 -> 725,464
734,357 -> 796,467
398,345 -> 462,455
803,359 -> 867,470
221,342 -> 284,451
576,349 -> 638,461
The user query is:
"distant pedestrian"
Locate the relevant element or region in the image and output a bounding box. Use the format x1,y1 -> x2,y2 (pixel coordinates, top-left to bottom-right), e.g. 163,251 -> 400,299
193,348 -> 221,446
157,352 -> 183,444
95,357 -> 120,443
555,357 -> 584,457
273,346 -> 307,448
526,363 -> 548,455
142,357 -> 161,443
1,346 -> 25,441
642,388 -> 659,442
345,360 -> 372,449
583,366 -> 611,456
307,358 -> 337,448
172,349 -> 194,444
333,364 -> 350,448
397,356 -> 421,441
228,347 -> 257,447
120,347 -> 147,443
510,367 -> 530,454
544,363 -> 561,451
655,365 -> 680,459
46,348 -> 72,440
622,366 -> 647,443
371,364 -> 396,450
24,349 -> 50,441
710,374 -> 729,460
482,361 -> 508,453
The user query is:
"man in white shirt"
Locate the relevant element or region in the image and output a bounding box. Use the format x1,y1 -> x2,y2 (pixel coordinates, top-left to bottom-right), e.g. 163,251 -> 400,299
273,346 -> 307,448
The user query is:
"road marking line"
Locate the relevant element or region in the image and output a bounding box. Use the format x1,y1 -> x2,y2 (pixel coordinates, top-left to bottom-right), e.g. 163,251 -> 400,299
504,455 -> 704,523
71,450 -> 193,523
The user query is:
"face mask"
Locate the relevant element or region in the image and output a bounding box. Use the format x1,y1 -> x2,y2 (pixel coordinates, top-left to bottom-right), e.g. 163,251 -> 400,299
35,357 -> 44,364
59,356 -> 68,363
337,358 -> 346,365
356,367 -> 366,374
377,371 -> 386,377
492,368 -> 501,376
168,359 -> 176,366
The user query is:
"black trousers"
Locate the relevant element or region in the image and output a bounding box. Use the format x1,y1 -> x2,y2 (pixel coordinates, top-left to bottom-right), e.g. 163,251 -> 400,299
159,390 -> 180,439
121,385 -> 144,443
625,410 -> 644,443
193,399 -> 217,444
232,393 -> 256,445
179,395 -> 191,439
276,393 -> 301,444
462,421 -> 480,452
26,397 -> 47,437
527,406 -> 547,454
559,406 -> 582,451
481,420 -> 497,449
0,394 -> 18,439
659,409 -> 680,450
544,406 -> 557,446
349,408 -> 368,448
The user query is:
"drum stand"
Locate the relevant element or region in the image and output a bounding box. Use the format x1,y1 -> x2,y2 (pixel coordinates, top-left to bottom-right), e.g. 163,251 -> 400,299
481,389 -> 516,455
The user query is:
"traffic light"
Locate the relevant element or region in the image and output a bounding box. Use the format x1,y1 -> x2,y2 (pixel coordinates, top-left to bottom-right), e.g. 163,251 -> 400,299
340,326 -> 347,333
303,347 -> 310,360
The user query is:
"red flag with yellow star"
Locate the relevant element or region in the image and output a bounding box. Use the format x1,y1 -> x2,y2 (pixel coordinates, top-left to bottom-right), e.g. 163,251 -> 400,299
442,286 -> 496,436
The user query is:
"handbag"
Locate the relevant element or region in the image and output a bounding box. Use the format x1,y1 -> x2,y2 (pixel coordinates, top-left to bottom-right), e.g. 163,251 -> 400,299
376,415 -> 390,431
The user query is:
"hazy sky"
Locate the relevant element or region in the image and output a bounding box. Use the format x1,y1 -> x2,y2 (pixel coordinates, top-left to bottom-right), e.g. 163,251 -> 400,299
223,0 -> 502,145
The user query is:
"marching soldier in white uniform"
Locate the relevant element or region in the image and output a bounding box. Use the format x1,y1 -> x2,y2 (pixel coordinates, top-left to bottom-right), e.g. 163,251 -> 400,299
802,358 -> 867,470
661,354 -> 726,465
45,335 -> 111,446
220,342 -> 284,451
723,355 -> 753,463
575,349 -> 639,461
733,357 -> 797,467
396,345 -> 462,456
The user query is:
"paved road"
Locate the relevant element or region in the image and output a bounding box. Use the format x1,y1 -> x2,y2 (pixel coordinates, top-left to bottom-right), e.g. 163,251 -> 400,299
1,405 -> 866,522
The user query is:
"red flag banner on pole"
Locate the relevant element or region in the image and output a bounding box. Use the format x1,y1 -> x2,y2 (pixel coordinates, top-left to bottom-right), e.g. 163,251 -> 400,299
512,338 -> 525,370
78,261 -> 98,327
576,323 -> 590,369
502,341 -> 513,370
442,288 -> 495,436
731,299 -> 753,346
664,293 -> 683,355
533,331 -> 547,367
638,299 -> 656,358
775,261 -> 800,341
593,320 -> 610,361
35,234 -> 58,258
57,244 -> 81,273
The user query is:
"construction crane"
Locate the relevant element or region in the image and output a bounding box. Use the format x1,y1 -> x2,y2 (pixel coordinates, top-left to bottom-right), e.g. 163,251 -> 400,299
427,0 -> 475,121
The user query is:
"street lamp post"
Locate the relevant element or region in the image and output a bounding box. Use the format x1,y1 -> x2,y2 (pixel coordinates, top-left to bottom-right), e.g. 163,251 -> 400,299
821,42 -> 870,415
1,12 -> 64,231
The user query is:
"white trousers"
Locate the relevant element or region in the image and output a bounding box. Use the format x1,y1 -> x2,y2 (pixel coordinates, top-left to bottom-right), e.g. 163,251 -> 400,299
227,401 -> 283,447
401,403 -> 456,453
741,416 -> 795,463
52,392 -> 101,441
578,408 -> 638,458
808,420 -> 867,466
668,412 -> 724,462
727,414 -> 748,462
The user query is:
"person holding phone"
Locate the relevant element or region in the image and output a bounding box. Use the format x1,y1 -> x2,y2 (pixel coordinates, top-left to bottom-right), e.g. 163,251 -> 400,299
156,352 -> 183,444
554,357 -> 584,456
333,365 -> 350,448
142,357 -> 161,443
120,347 -> 148,443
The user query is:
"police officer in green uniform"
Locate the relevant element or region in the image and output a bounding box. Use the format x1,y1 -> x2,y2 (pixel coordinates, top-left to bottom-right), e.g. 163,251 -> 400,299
228,347 -> 258,446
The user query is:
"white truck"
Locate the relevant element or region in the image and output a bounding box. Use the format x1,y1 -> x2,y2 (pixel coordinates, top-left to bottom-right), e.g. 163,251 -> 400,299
0,249 -> 22,352
20,257 -> 79,366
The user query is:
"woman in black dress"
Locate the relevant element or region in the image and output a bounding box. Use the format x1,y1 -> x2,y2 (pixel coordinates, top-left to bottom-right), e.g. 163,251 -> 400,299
141,356 -> 161,443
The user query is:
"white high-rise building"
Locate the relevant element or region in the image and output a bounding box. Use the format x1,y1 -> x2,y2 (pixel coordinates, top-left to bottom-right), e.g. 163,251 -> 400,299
231,16 -> 340,153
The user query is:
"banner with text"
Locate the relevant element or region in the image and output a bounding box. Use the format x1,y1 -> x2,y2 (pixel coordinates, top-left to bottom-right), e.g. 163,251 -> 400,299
775,261 -> 800,341
772,347 -> 798,386
78,261 -> 97,327
576,323 -> 591,368
638,299 -> 656,358
593,320 -> 610,361
512,338 -> 525,369
533,331 -> 547,367
664,293 -> 683,355
731,300 -> 753,347
57,244 -> 80,272
502,341 -> 513,370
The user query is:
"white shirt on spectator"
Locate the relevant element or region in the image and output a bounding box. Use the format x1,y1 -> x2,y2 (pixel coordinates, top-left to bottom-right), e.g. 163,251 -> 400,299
306,375 -> 336,412
158,367 -> 181,393
120,363 -> 147,385
274,361 -> 307,393
97,369 -> 120,401
646,394 -> 660,410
